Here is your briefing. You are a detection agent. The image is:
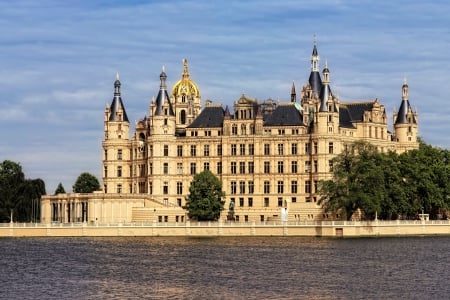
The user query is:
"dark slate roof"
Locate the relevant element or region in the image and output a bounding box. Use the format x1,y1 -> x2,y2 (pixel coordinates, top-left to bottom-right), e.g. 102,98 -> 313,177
188,106 -> 225,128
109,79 -> 129,122
154,89 -> 175,116
319,84 -> 332,112
395,99 -> 416,124
308,71 -> 322,96
339,102 -> 374,128
264,104 -> 304,126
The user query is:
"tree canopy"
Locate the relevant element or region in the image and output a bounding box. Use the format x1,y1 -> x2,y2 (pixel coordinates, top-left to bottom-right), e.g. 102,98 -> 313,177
72,172 -> 100,193
0,160 -> 46,222
54,182 -> 66,195
183,169 -> 225,221
319,141 -> 450,220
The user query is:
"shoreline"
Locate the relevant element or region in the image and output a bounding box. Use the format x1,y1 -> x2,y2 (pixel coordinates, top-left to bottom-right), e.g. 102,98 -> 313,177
2,220 -> 450,238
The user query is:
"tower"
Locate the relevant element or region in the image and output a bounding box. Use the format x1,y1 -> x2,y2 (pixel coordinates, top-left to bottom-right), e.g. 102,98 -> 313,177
102,73 -> 132,193
171,59 -> 202,135
394,79 -> 418,151
308,38 -> 322,97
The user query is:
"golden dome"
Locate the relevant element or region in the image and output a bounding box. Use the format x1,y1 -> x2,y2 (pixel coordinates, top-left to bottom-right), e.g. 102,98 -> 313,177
171,59 -> 200,98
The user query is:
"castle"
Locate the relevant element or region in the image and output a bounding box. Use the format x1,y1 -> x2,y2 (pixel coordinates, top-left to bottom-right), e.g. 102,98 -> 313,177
40,42 -> 418,224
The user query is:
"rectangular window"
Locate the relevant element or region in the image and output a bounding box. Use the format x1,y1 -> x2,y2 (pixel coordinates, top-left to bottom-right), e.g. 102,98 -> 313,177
104,166 -> 108,178
291,161 -> 297,173
117,166 -> 122,177
329,142 -> 334,154
190,145 -> 196,156
163,162 -> 168,174
291,180 -> 298,193
190,163 -> 196,175
314,142 -> 318,154
314,180 -> 318,193
204,162 -> 210,171
117,184 -> 122,194
264,181 -> 270,194
277,181 -> 284,194
248,144 -> 254,155
118,149 -> 122,160
217,162 -> 222,174
177,163 -> 183,174
264,144 -> 270,155
204,145 -> 210,156
231,162 -> 237,174
248,181 -> 254,194
264,197 -> 269,207
248,161 -> 254,174
239,162 -> 245,174
314,160 -> 318,173
291,197 -> 297,203
239,198 -> 244,207
239,181 -> 245,194
248,198 -> 253,207
305,180 -> 311,193
231,181 -> 237,194
240,144 -> 245,155
264,161 -> 270,174
163,182 -> 168,194
231,144 -> 237,156
149,163 -> 153,175
278,143 -> 284,155
163,145 -> 169,156
277,161 -> 284,174
291,143 -> 297,155
217,144 -> 222,156
305,161 -> 311,173
305,142 -> 311,154
177,182 -> 183,195
278,197 -> 283,207
329,160 -> 334,172
177,145 -> 183,157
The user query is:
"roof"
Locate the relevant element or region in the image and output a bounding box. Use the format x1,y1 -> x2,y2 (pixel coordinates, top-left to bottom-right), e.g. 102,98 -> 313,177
264,104 -> 304,126
339,102 -> 374,128
109,79 -> 129,122
154,69 -> 175,116
188,106 -> 225,128
308,71 -> 322,96
395,99 -> 417,124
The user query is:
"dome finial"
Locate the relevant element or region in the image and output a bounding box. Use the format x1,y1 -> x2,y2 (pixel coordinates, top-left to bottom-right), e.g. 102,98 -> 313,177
182,58 -> 189,79
116,71 -> 120,81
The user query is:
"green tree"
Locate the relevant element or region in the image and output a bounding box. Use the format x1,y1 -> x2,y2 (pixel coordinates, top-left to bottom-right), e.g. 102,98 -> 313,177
72,172 -> 100,193
54,182 -> 66,195
0,160 -> 46,222
183,169 -> 225,221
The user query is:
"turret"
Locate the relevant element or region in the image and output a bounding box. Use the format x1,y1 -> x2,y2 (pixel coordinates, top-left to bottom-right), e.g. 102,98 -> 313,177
393,79 -> 418,150
291,81 -> 296,102
150,66 -> 176,136
308,38 -> 322,97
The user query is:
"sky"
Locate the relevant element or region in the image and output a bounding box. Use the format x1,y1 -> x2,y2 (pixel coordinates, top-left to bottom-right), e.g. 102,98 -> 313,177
1,0 -> 449,193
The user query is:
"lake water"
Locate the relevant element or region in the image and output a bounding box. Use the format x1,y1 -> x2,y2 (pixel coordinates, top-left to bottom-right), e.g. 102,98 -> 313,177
0,236 -> 449,299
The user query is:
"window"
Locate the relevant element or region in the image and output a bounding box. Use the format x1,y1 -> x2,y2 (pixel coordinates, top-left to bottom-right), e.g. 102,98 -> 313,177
291,197 -> 297,203
163,182 -> 168,194
163,145 -> 169,156
264,181 -> 270,194
291,161 -> 298,173
117,184 -> 122,194
149,181 -> 152,194
177,163 -> 183,174
232,124 -> 238,135
231,144 -> 237,156
329,142 -> 334,154
217,162 -> 222,174
314,160 -> 318,173
305,180 -> 311,193
248,144 -> 254,155
239,198 -> 244,207
305,161 -> 311,173
190,145 -> 196,156
149,163 -> 153,175
264,197 -> 269,207
203,145 -> 210,156
278,143 -> 284,155
177,145 -> 183,157
314,142 -> 318,154
204,162 -> 210,171
240,144 -> 245,155
264,144 -> 270,155
231,162 -> 237,174
104,166 -> 107,178
305,142 -> 311,154
190,163 -> 196,175
163,162 -> 168,174
260,215 -> 265,222
104,150 -> 108,160
231,181 -> 237,194
314,180 -> 318,193
217,145 -> 222,156
177,182 -> 183,195
241,124 -> 246,135
248,181 -> 254,194
291,143 -> 297,155
239,162 -> 245,174
239,181 -> 245,194
291,180 -> 298,193
264,161 -> 270,173
118,149 -> 122,160
277,161 -> 284,173
278,197 -> 283,207
278,129 -> 285,135
277,181 -> 284,194
248,161 -> 254,174
248,198 -> 253,207
117,166 -> 122,177
329,160 -> 334,172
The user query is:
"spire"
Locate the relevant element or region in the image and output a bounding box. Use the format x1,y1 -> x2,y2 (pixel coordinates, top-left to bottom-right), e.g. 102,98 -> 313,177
291,81 -> 296,102
154,66 -> 174,116
395,79 -> 416,124
182,58 -> 190,80
308,36 -> 322,96
109,72 -> 129,122
319,61 -> 332,112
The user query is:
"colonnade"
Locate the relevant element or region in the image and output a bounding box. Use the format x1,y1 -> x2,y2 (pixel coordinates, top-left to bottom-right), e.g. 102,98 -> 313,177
51,201 -> 88,223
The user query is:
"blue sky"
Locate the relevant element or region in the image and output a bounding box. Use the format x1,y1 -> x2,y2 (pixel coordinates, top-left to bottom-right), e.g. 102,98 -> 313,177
1,0 -> 449,193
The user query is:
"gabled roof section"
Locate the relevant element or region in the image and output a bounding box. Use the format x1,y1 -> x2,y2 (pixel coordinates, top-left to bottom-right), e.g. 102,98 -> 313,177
109,74 -> 129,122
339,101 -> 374,128
188,106 -> 225,128
264,103 -> 304,126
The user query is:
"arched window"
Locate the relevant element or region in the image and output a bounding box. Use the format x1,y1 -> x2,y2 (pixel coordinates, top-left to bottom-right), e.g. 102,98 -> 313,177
241,124 -> 246,135
180,110 -> 186,124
